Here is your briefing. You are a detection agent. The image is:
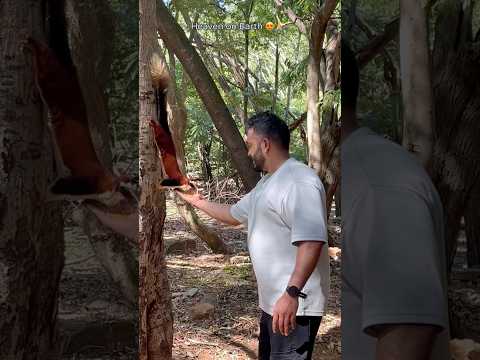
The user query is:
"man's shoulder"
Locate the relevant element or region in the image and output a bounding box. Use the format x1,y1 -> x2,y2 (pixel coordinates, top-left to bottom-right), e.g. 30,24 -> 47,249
283,158 -> 323,187
346,129 -> 433,190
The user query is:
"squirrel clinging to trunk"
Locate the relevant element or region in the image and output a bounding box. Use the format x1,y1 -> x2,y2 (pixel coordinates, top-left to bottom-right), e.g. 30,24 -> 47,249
149,53 -> 193,191
25,37 -> 128,198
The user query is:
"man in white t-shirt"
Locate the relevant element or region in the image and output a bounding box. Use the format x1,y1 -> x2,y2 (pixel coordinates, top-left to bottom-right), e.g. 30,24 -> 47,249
177,111 -> 329,359
341,40 -> 450,360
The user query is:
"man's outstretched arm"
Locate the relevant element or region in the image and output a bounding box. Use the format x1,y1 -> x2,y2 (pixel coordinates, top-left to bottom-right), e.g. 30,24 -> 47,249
175,190 -> 241,226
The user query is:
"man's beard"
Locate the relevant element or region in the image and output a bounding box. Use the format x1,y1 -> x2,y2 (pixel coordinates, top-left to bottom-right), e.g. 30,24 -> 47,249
251,152 -> 265,172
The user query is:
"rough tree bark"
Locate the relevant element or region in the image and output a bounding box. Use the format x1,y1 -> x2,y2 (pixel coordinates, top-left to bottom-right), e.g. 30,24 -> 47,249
139,0 -> 173,358
165,50 -> 228,254
429,0 -> 480,341
304,0 -> 338,173
319,23 -> 341,217
431,0 -> 480,270
400,0 -> 434,171
64,0 -> 138,307
155,1 -> 259,191
306,2 -> 336,172
0,1 -> 64,358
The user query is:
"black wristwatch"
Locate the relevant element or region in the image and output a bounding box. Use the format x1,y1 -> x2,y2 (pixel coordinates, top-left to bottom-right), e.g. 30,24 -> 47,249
286,285 -> 307,299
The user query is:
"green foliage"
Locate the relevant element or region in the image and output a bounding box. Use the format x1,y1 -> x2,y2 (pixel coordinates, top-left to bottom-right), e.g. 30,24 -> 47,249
166,0 -> 324,178
281,54 -> 309,94
321,89 -> 340,113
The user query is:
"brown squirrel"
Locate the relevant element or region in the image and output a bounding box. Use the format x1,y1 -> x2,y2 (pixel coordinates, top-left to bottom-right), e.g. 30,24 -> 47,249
149,53 -> 192,191
25,37 -> 128,197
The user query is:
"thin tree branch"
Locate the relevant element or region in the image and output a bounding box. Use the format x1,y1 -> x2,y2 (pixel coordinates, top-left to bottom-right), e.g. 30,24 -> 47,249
288,112 -> 307,132
356,0 -> 439,68
273,0 -> 307,34
355,14 -> 399,89
356,17 -> 399,69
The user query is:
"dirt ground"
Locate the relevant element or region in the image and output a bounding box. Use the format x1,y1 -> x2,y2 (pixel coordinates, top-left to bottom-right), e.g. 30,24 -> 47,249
58,196 -> 341,359
166,200 -> 342,360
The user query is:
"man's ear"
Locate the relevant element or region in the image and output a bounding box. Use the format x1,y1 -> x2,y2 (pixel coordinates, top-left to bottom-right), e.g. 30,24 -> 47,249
261,138 -> 270,153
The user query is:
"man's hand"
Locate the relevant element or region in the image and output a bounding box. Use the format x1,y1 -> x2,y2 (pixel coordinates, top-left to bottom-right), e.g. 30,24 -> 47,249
272,292 -> 299,336
175,189 -> 204,207
174,189 -> 240,226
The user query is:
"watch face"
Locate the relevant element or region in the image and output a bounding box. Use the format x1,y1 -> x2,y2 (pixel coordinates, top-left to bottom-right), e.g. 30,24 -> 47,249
287,286 -> 299,297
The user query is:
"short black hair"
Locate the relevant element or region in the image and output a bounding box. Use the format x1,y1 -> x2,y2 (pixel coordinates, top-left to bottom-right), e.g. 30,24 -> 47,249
246,111 -> 290,151
341,40 -> 359,111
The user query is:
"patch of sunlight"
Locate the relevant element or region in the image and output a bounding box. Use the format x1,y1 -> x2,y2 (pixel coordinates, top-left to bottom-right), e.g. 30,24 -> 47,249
223,264 -> 252,280
319,313 -> 341,334
167,259 -> 225,270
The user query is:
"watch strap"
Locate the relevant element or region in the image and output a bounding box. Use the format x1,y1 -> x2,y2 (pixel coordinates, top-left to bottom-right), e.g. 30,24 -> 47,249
286,285 -> 307,299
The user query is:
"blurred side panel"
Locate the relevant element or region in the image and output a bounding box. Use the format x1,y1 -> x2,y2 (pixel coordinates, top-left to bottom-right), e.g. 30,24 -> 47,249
0,1 -> 64,358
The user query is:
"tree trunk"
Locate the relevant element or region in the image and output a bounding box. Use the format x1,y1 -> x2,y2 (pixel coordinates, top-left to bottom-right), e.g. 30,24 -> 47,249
272,38 -> 280,112
165,51 -> 228,254
319,24 -> 340,215
0,1 -> 64,358
64,0 -> 138,307
242,0 -> 254,128
306,45 -> 320,171
197,141 -> 213,182
139,0 -> 173,358
306,0 -> 337,174
400,0 -> 434,171
431,0 -> 480,271
155,1 -> 259,191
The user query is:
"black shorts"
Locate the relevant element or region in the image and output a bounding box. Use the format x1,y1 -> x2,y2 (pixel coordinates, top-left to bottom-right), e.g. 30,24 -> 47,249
258,310 -> 322,360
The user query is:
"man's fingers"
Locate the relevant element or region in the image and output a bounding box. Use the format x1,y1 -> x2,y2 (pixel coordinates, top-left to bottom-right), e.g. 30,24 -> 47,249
278,314 -> 286,336
289,314 -> 296,333
272,313 -> 279,334
281,314 -> 288,336
283,313 -> 291,336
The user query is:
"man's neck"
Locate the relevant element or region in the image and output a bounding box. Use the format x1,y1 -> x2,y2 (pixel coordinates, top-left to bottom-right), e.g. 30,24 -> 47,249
265,154 -> 290,174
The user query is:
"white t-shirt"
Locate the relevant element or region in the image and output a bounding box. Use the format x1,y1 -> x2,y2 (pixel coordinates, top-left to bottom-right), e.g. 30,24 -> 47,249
230,158 -> 330,316
342,127 -> 450,360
